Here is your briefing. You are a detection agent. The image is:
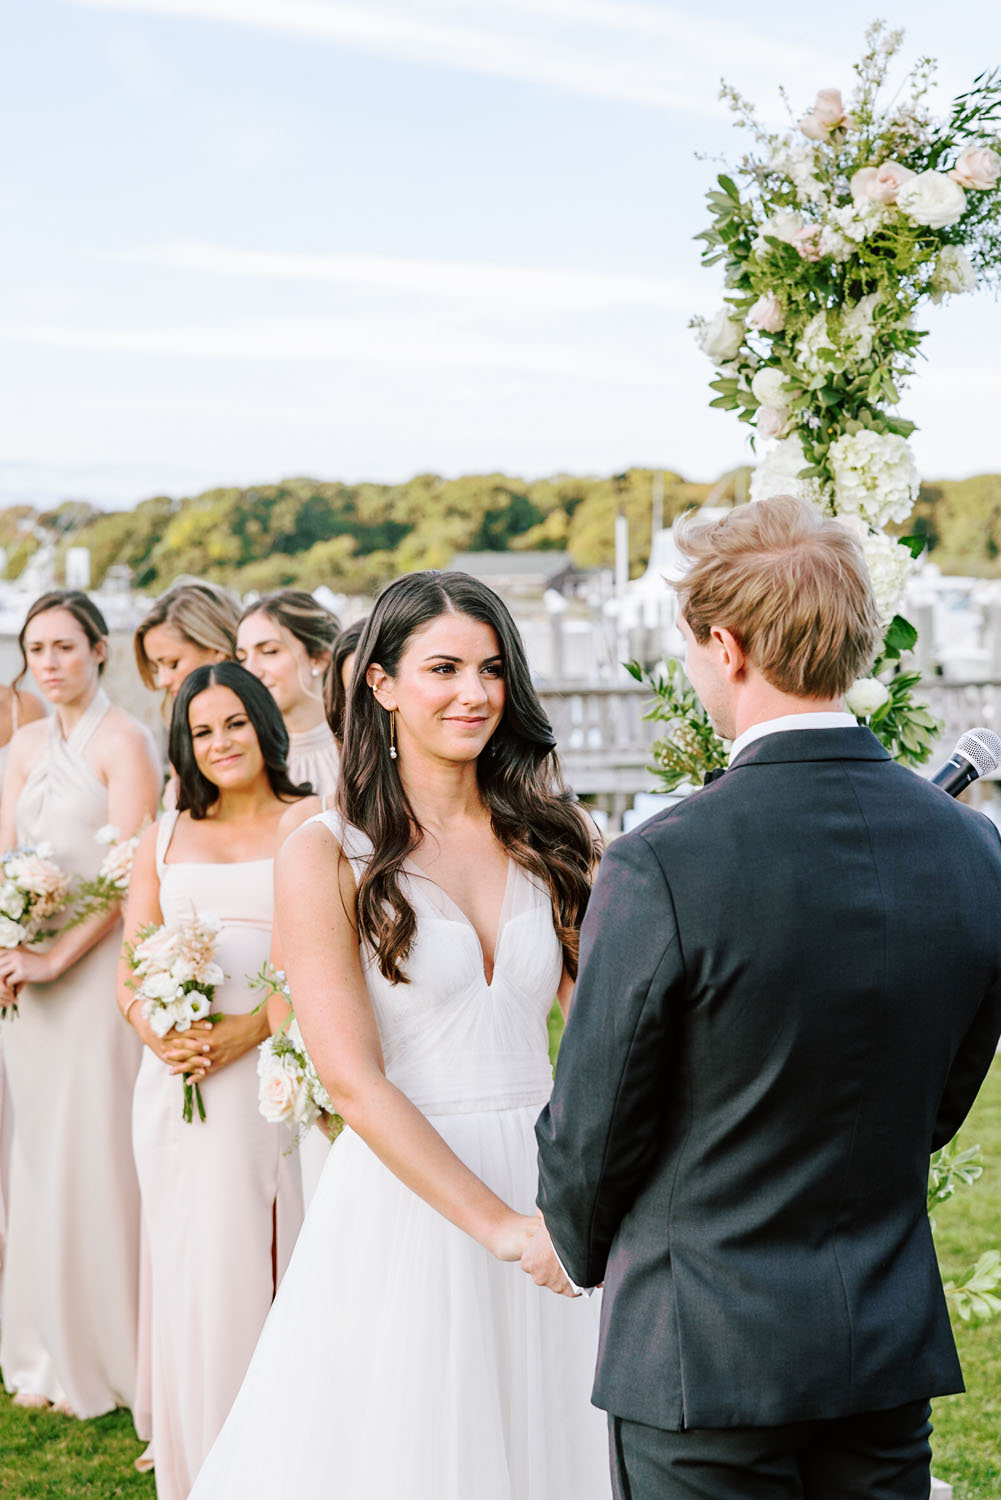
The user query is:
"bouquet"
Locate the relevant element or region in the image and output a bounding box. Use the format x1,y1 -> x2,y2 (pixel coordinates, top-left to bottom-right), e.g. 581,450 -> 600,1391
65,823 -> 143,929
252,964 -> 342,1149
0,843 -> 72,1017
125,913 -> 224,1122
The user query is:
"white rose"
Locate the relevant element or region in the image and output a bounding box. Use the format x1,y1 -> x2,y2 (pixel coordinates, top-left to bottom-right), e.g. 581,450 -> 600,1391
697,307 -> 744,363
259,1058 -> 304,1125
896,170 -> 967,229
750,366 -> 789,407
845,677 -> 891,718
949,145 -> 1001,191
747,292 -> 785,333
142,970 -> 182,1003
0,882 -> 26,920
0,914 -> 27,948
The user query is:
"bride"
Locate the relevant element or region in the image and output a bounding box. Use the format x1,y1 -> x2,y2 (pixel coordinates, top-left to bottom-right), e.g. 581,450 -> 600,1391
190,570 -> 610,1499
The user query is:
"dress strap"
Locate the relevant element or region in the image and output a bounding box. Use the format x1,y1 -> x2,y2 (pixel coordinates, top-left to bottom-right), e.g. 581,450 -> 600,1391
67,687 -> 111,756
155,810 -> 181,878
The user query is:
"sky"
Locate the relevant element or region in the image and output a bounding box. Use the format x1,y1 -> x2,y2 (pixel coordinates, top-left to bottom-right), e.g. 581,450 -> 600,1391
3,0 -> 1001,511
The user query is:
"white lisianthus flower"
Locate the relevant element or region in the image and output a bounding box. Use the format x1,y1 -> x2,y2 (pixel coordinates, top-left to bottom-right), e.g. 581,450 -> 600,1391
145,1000 -> 177,1038
143,969 -> 184,1003
0,915 -> 27,948
749,433 -> 829,507
750,366 -> 789,407
840,293 -> 880,361
796,312 -> 837,377
185,990 -> 211,1020
897,170 -> 967,229
828,430 -> 919,529
0,882 -> 26,921
199,961 -> 225,989
697,308 -> 744,363
930,245 -> 977,303
95,824 -> 121,846
752,210 -> 804,254
845,677 -> 892,718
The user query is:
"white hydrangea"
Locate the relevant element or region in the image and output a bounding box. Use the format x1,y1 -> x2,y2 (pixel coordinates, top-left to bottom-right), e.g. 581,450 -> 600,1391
828,430 -> 919,529
750,366 -> 789,407
929,245 -> 977,303
749,433 -> 829,507
829,198 -> 886,243
836,515 -> 916,629
768,140 -> 826,203
796,295 -> 879,378
818,224 -> 854,262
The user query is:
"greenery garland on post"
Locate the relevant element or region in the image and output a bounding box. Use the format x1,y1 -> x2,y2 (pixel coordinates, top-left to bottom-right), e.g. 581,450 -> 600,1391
635,22 -> 1001,1321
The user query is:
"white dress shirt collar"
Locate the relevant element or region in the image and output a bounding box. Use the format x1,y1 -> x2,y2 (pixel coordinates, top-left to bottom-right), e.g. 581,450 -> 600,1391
728,711 -> 858,766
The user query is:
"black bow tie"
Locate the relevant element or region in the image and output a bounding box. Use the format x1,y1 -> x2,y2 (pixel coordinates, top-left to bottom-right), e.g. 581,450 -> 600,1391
703,767 -> 727,786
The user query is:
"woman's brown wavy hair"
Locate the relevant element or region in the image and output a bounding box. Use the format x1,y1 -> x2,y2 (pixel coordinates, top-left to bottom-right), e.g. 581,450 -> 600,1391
339,571 -> 596,985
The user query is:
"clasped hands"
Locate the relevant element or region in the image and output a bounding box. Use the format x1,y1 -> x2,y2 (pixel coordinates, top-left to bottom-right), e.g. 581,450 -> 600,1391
517,1211 -> 579,1299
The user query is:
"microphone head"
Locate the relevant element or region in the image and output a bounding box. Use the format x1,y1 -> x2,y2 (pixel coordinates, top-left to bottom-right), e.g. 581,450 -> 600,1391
955,728 -> 1001,779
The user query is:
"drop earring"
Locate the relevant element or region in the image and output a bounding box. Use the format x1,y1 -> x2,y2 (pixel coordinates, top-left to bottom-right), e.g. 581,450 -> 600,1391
389,710 -> 397,760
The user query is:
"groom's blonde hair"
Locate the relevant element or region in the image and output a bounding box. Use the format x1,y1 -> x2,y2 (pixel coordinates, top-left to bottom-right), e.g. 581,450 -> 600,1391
674,494 -> 882,698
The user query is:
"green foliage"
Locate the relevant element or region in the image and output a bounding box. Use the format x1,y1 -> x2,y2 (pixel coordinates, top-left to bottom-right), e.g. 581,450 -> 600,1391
625,659 -> 728,791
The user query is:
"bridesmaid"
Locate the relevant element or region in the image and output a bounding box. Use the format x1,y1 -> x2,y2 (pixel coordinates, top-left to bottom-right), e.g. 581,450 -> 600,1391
0,681 -> 45,1302
235,590 -> 341,800
328,616 -> 366,747
121,662 -> 308,1500
134,578 -> 241,713
0,590 -> 161,1416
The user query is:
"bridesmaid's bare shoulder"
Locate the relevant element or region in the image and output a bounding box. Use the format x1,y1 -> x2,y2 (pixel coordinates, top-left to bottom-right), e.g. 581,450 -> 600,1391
278,794 -> 323,843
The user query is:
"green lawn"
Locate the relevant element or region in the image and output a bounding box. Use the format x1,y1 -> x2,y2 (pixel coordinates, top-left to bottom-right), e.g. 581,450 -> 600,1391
1,1052 -> 997,1499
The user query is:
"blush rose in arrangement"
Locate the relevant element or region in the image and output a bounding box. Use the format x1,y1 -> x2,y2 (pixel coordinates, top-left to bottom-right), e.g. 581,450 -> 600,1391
0,843 -> 72,1018
124,913 -> 224,1122
685,22 -> 1001,767
250,963 -> 342,1149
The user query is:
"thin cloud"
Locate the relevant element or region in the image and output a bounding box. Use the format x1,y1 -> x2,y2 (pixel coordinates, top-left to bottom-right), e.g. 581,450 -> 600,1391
64,0 -> 816,114
93,240 -> 694,312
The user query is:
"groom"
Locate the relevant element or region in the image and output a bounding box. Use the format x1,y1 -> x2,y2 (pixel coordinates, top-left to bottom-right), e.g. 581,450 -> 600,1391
525,494 -> 1001,1499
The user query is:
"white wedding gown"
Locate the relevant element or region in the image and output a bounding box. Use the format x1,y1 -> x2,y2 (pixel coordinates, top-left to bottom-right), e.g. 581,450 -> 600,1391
190,810 -> 610,1500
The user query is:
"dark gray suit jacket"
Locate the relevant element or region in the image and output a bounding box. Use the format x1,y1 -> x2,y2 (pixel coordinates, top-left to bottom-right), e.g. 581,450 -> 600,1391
536,728 -> 1001,1431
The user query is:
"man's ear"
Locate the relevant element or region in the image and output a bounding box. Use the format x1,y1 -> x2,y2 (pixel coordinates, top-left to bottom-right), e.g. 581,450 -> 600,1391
709,626 -> 746,680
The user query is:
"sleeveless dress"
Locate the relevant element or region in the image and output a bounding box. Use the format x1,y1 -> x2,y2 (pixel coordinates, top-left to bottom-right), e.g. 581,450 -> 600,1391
190,810 -> 611,1500
132,811 -> 304,1500
0,697 -> 21,1301
0,688 -> 143,1416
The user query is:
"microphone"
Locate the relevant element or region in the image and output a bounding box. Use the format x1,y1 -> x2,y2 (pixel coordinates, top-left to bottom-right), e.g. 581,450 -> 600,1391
931,728 -> 1001,798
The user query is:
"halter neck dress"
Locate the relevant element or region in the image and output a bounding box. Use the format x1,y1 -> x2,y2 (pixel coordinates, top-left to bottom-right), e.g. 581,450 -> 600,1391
0,688 -> 143,1416
132,809 -> 304,1500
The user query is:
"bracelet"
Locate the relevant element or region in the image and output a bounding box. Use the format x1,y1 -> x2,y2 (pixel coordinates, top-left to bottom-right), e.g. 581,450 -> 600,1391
121,994 -> 139,1023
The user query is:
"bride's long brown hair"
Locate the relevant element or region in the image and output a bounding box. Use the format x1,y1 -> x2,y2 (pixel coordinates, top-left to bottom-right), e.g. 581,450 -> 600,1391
339,571 -> 596,985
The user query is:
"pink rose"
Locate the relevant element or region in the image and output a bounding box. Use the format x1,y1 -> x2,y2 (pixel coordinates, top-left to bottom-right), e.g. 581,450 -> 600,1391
949,145 -> 1001,191
791,224 -> 823,261
757,405 -> 789,439
850,160 -> 915,204
799,89 -> 853,141
747,292 -> 786,333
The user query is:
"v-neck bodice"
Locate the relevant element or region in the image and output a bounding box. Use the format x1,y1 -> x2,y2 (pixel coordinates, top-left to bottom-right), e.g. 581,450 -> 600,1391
312,810 -> 563,1116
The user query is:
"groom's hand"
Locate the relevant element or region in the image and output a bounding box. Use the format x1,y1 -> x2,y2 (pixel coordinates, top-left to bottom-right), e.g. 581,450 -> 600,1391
520,1217 -> 579,1297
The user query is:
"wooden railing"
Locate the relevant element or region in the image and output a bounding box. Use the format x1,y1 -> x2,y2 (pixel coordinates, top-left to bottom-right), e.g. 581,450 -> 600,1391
539,679 -> 1001,816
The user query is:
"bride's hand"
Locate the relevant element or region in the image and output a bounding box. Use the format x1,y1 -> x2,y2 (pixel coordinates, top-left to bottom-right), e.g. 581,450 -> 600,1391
488,1211 -> 540,1262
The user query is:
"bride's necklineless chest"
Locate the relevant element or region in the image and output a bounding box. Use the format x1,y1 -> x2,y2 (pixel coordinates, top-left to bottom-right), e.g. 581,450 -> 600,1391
403,854 -> 516,988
